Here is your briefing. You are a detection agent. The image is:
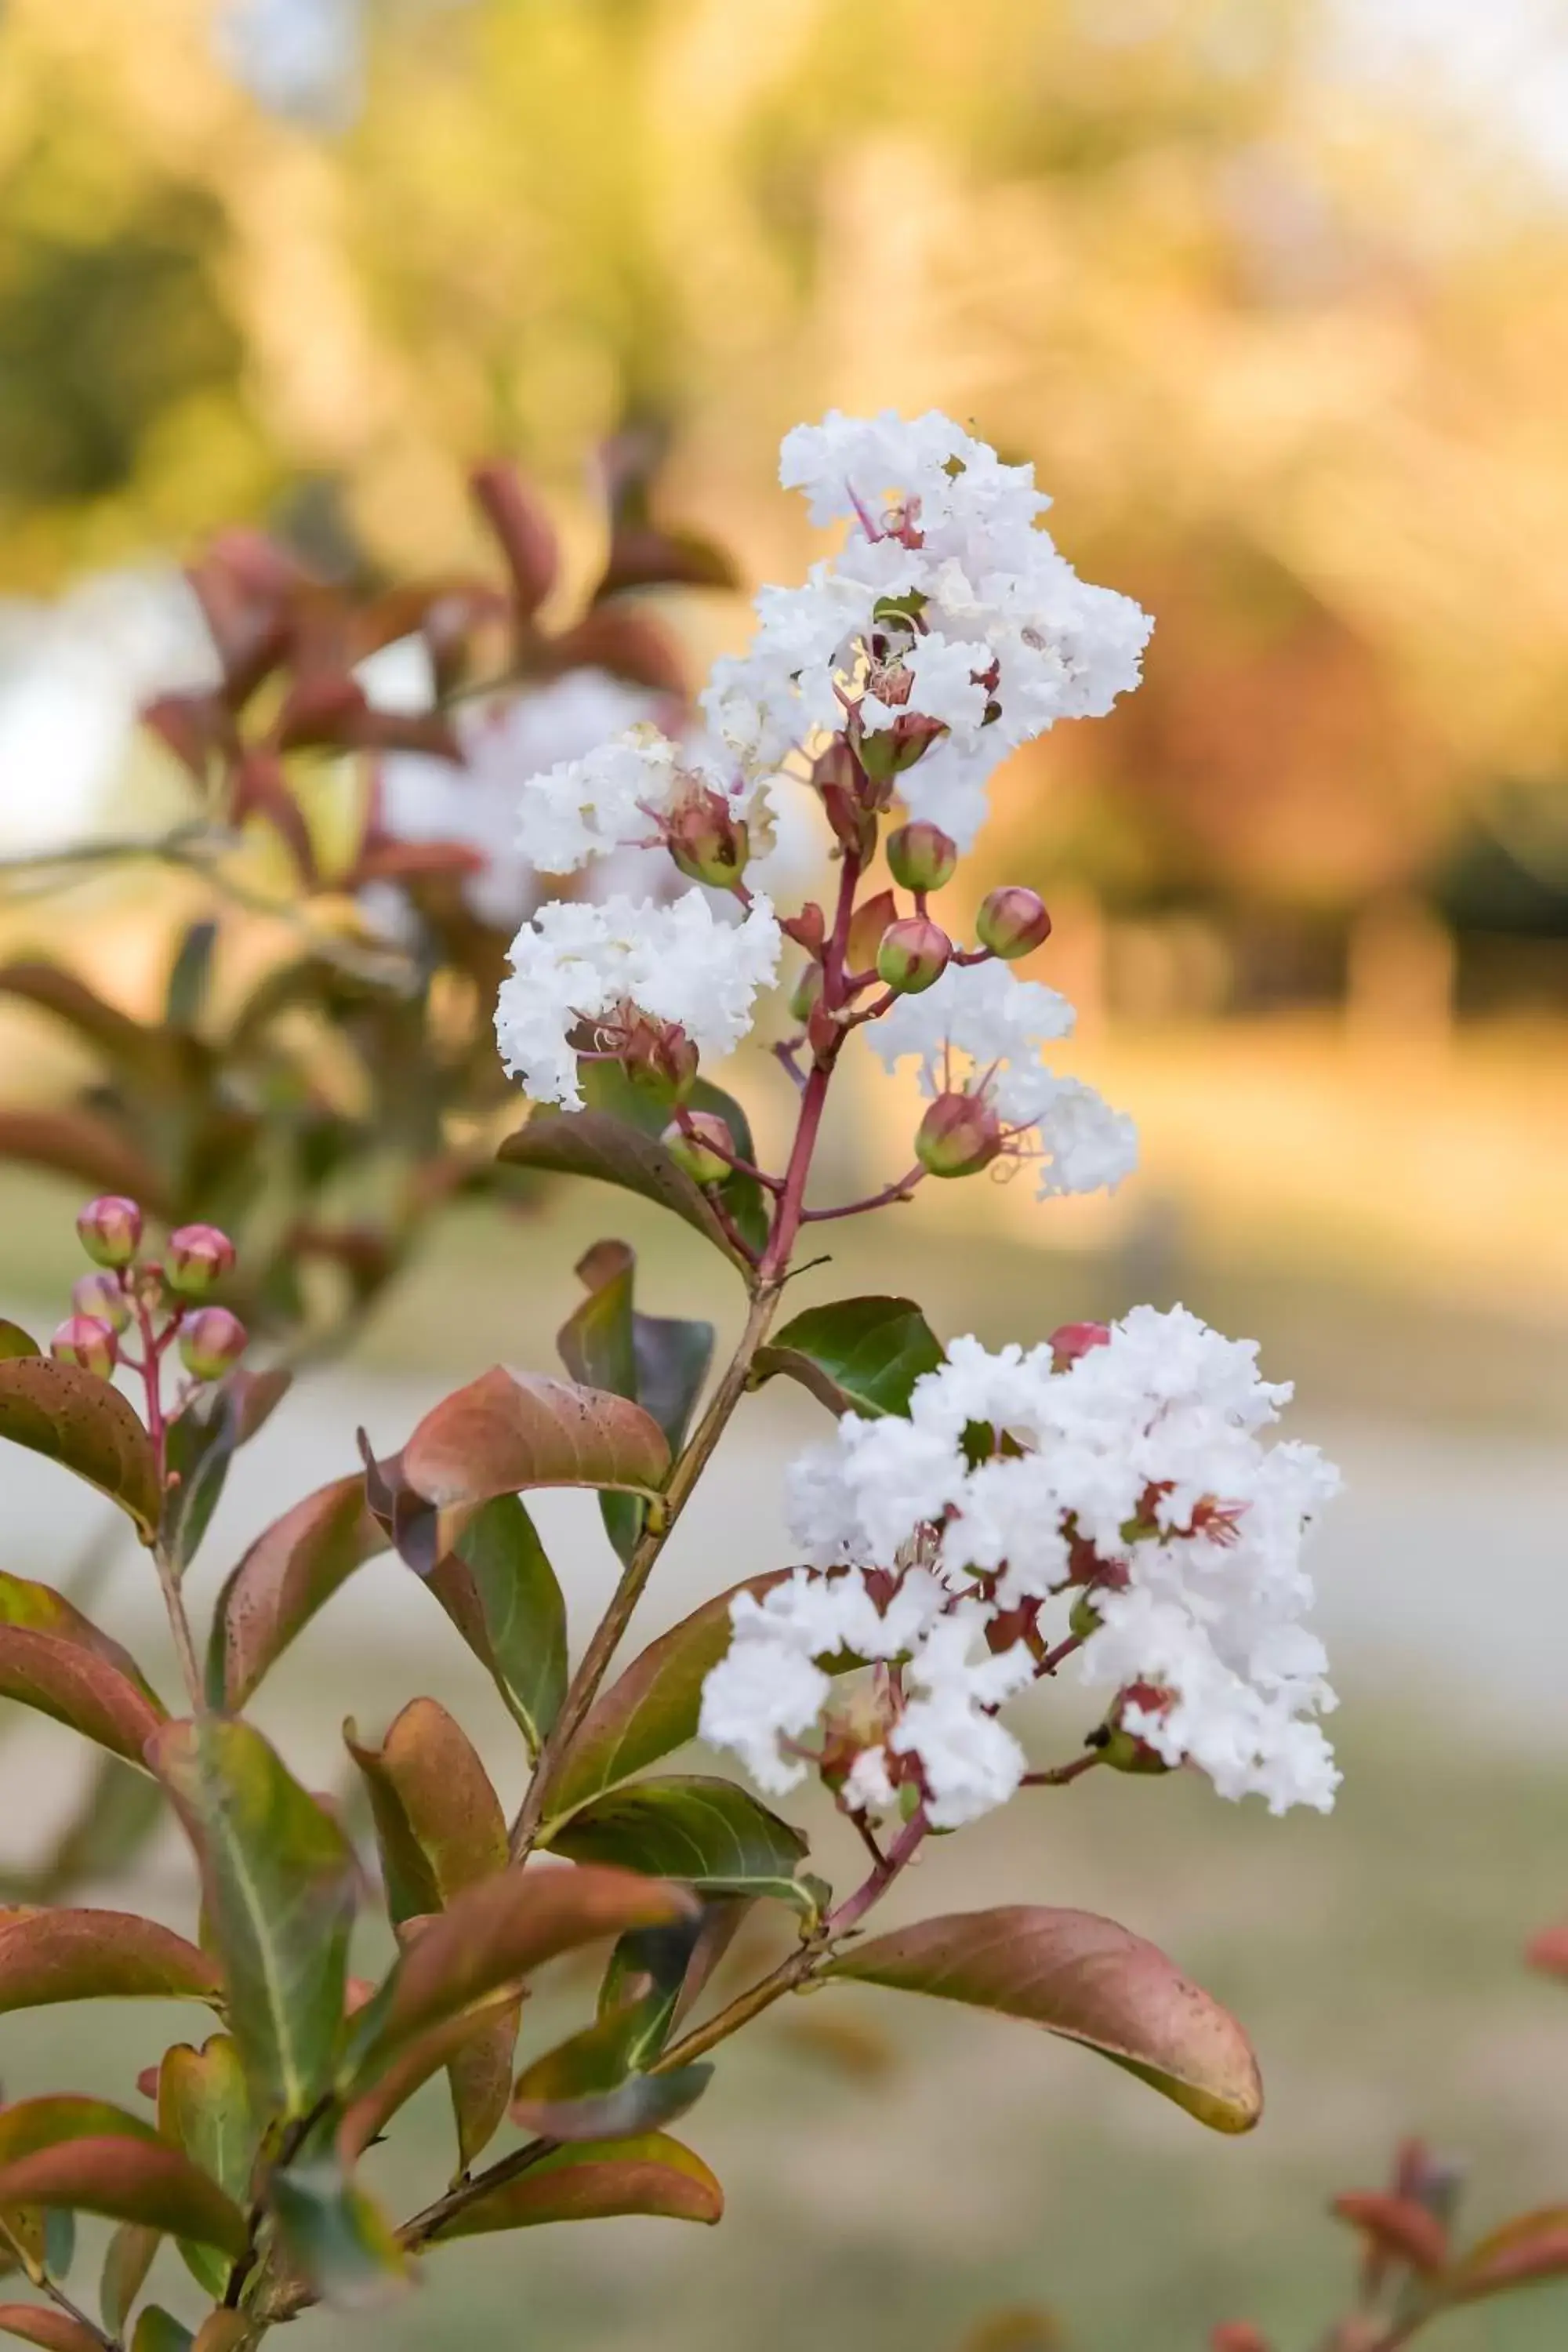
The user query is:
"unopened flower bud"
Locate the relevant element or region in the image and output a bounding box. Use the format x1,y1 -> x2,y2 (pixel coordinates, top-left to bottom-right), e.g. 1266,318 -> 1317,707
886,822 -> 958,895
178,1306 -> 248,1381
50,1316 -> 119,1377
666,789 -> 750,890
915,1091 -> 1002,1178
165,1224 -> 238,1298
76,1196 -> 142,1269
622,1017 -> 699,1101
976,886 -> 1051,960
789,964 -> 822,1024
1050,1320 -> 1112,1370
662,1112 -> 735,1188
71,1271 -> 131,1334
1088,1682 -> 1174,1777
858,710 -> 949,783
1069,1590 -> 1102,1642
876,916 -> 951,996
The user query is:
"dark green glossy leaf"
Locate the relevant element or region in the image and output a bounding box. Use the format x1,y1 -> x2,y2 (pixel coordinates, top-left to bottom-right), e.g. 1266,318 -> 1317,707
162,1370 -> 292,1572
539,1577 -> 800,1824
399,1366 -> 670,1511
206,1475 -> 388,1710
547,1778 -> 814,1917
510,1997 -> 712,2141
0,1909 -> 220,2013
156,2037 -> 259,2298
270,2161 -> 408,2311
824,1906 -> 1264,2134
753,1296 -> 942,1418
597,1905 -> 745,2071
0,1361 -> 160,1542
151,1720 -> 357,2116
426,1495 -> 566,1755
499,1110 -> 749,1273
344,1867 -> 695,2086
130,2310 -> 191,2352
558,1241 -> 714,1566
426,2132 -> 723,2238
100,2220 -> 160,2335
344,1699 -> 507,1927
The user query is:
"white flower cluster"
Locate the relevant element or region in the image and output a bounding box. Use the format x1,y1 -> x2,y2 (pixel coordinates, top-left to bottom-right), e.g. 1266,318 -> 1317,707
495,891 -> 781,1111
701,1308 -> 1340,1823
871,960 -> 1138,1198
701,409 -> 1152,847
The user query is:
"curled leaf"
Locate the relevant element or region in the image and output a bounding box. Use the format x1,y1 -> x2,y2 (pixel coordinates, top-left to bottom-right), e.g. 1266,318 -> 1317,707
825,1906 -> 1263,2134
0,1910 -> 220,2013
426,2132 -> 723,2239
336,1991 -> 521,2165
510,2002 -> 712,2142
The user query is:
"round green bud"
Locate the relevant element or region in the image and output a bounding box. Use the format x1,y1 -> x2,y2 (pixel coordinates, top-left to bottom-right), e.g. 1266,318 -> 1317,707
165,1224 -> 238,1298
662,1112 -> 735,1188
975,886 -> 1051,960
876,916 -> 952,996
914,1091 -> 1002,1178
886,822 -> 958,894
76,1196 -> 143,1269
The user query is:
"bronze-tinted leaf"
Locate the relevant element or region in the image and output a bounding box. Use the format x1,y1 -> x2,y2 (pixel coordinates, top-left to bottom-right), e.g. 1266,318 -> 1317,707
538,1577 -> 790,1826
0,1573 -> 162,1709
1448,2208 -> 1568,2303
0,964 -> 187,1091
1331,2191 -> 1448,2275
100,2220 -> 160,2335
0,1910 -> 220,2013
0,1628 -> 165,1768
445,1998 -> 522,2173
206,1476 -> 388,1710
151,1721 -> 356,2117
499,1111 -> 748,1272
0,2304 -> 103,2352
593,523 -> 737,601
336,1993 -> 521,2165
825,1907 -> 1263,2134
0,2142 -> 245,2259
346,1866 -> 694,2082
344,1700 -> 507,1927
399,1367 -> 670,1510
426,2132 -> 722,2238
0,2097 -> 160,2170
0,1362 -> 160,1542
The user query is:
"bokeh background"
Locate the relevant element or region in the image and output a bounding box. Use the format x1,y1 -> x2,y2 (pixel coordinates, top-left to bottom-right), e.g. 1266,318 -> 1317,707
1,2 -> 1567,2347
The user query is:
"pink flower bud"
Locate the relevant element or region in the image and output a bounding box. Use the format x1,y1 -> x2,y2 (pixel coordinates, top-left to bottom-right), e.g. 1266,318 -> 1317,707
71,1270 -> 131,1334
50,1316 -> 119,1378
915,1091 -> 1002,1178
178,1306 -> 248,1381
886,822 -> 958,894
165,1223 -> 238,1298
876,916 -> 951,996
662,1112 -> 735,1188
666,789 -> 750,890
1049,1320 -> 1112,1370
76,1196 -> 143,1269
975,886 -> 1051,960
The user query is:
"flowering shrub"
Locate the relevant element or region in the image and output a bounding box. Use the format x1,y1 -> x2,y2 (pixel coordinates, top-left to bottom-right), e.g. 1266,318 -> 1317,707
0,415 -> 1341,2347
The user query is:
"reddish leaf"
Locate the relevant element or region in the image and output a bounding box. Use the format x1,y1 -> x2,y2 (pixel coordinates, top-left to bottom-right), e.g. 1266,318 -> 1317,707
100,2220 -> 161,2334
593,524 -> 737,602
426,2132 -> 723,2238
446,1997 -> 523,2172
825,1907 -> 1263,2134
0,1628 -> 165,1767
470,463 -> 560,619
0,2142 -> 245,2259
347,1866 -> 694,2080
499,1110 -> 749,1272
344,1699 -> 507,1926
846,890 -> 899,974
0,1573 -> 162,1706
538,1576 -> 789,1825
206,1475 -> 389,1708
399,1367 -> 670,1509
0,1362 -> 161,1541
0,964 -> 184,1091
0,2305 -> 103,2352
1331,2192 -> 1449,2275
1448,2209 -> 1568,2303
0,1112 -> 168,1215
546,607 -> 684,695
336,1993 -> 521,2165
0,1911 -> 219,2013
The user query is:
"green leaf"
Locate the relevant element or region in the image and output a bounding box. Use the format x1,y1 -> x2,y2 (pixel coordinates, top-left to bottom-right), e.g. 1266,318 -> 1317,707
344,1866 -> 695,2087
0,2142 -> 245,2260
558,1240 -> 714,1566
597,1907 -> 741,2072
509,2003 -> 711,2142
399,1366 -> 670,1512
130,2310 -> 191,2352
538,1576 -> 804,1824
162,1370 -> 292,1573
0,2305 -> 103,2352
270,2161 -> 408,2311
753,1296 -> 942,1418
150,1720 -> 357,2117
546,1778 -> 814,1917
580,1065 -> 771,1259
0,1325 -> 38,1363
0,1361 -> 160,1543
424,1495 -> 566,1755
499,1109 -> 750,1274
445,1998 -> 523,2175
0,1909 -> 220,2013
156,2038 -> 259,2299
206,1475 -> 389,1710
824,1906 -> 1264,2134
426,2132 -> 723,2239
100,2221 -> 160,2335
0,1628 -> 165,1769
343,1699 -> 507,1927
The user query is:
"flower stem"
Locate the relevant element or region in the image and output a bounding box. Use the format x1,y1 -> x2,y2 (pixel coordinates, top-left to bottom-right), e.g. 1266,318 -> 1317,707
132,1287 -> 205,1715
